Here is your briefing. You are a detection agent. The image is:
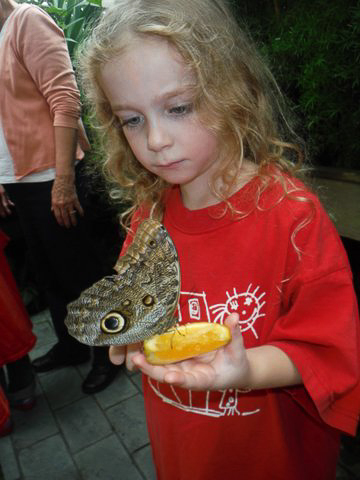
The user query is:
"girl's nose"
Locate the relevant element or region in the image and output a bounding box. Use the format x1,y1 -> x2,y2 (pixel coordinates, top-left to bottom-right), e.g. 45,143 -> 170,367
147,122 -> 172,152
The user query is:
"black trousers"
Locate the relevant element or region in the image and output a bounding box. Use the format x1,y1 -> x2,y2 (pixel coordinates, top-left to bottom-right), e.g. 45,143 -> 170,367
4,162 -> 117,365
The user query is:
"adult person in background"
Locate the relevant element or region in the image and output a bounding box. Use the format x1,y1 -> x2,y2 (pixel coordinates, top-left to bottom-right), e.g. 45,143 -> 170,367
0,0 -> 119,394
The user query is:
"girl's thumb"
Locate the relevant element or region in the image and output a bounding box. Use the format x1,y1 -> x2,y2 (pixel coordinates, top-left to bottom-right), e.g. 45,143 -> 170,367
224,313 -> 245,349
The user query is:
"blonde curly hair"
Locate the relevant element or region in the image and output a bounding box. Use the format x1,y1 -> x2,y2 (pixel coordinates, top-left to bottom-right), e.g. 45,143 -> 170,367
78,0 -> 308,229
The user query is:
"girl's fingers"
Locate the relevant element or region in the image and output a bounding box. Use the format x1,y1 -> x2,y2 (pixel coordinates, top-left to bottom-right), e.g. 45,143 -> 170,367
163,370 -> 187,386
109,345 -> 126,365
132,353 -> 166,379
109,344 -> 143,371
132,353 -> 212,389
224,312 -> 240,332
224,313 -> 244,352
125,343 -> 143,371
131,353 -> 184,385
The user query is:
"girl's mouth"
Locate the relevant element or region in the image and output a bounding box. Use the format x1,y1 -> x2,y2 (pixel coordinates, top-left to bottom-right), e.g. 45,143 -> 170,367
157,159 -> 184,168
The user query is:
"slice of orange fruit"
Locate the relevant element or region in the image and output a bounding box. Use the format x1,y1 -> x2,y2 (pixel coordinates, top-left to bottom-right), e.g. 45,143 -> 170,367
144,322 -> 231,365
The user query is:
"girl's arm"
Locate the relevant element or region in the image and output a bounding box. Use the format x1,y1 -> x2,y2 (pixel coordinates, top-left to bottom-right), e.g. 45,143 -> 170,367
110,314 -> 302,391
18,8 -> 83,228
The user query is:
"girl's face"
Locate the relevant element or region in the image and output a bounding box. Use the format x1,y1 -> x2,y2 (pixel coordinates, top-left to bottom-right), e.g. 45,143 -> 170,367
100,36 -> 221,208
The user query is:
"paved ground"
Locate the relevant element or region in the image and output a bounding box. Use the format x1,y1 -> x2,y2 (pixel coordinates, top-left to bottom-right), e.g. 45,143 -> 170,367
0,309 -> 156,480
0,308 -> 359,480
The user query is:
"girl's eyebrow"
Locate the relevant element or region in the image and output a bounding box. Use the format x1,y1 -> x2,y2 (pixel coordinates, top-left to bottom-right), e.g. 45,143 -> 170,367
155,86 -> 194,102
112,86 -> 194,112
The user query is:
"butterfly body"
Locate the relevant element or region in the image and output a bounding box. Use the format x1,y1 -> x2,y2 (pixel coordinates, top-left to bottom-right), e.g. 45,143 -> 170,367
65,220 -> 180,346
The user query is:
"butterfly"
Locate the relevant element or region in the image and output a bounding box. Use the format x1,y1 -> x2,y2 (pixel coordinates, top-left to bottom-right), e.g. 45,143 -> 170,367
65,219 -> 180,346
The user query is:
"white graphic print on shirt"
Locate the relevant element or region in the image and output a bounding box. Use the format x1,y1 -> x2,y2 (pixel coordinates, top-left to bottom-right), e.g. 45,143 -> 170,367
148,285 -> 265,417
210,285 -> 266,339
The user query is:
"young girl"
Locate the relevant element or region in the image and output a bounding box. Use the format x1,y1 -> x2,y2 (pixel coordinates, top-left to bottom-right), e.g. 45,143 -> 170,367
79,1 -> 359,478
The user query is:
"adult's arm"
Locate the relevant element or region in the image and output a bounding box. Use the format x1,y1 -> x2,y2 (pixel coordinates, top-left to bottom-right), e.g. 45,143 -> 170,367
18,6 -> 84,226
52,126 -> 84,227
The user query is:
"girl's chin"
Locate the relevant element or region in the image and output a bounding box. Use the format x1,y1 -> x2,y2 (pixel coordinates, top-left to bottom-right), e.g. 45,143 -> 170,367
157,173 -> 194,185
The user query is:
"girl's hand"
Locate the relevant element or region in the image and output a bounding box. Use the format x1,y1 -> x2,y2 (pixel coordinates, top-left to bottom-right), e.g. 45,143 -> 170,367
109,342 -> 143,372
109,314 -> 301,391
130,314 -> 251,391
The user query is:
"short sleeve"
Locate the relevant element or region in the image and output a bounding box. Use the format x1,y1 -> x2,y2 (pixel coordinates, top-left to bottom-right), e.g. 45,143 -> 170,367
268,199 -> 360,435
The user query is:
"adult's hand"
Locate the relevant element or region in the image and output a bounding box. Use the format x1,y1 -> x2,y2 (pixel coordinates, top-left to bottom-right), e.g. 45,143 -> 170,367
51,174 -> 84,228
0,184 -> 14,217
52,126 -> 83,228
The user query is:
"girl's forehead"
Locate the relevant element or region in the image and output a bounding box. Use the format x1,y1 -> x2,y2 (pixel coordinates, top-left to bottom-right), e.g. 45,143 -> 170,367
100,36 -> 195,107
118,35 -> 183,66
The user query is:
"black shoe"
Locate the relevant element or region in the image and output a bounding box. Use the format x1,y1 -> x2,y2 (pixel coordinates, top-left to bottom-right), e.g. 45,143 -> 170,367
82,364 -> 119,394
32,345 -> 90,373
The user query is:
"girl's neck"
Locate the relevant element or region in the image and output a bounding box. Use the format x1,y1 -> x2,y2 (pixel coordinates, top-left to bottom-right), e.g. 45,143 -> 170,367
180,180 -> 217,211
180,160 -> 258,211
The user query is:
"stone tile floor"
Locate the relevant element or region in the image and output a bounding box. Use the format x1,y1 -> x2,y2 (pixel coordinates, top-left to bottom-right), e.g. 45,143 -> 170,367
0,309 -> 359,480
0,309 -> 156,480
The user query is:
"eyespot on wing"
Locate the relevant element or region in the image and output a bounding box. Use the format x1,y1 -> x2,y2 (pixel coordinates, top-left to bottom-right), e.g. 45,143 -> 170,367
101,312 -> 127,334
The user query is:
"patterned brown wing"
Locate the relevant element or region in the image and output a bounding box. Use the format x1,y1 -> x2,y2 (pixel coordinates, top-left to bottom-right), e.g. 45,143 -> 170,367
65,220 -> 180,346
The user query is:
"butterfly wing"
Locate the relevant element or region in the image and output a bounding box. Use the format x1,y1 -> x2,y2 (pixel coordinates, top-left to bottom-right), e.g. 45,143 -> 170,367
65,220 -> 180,346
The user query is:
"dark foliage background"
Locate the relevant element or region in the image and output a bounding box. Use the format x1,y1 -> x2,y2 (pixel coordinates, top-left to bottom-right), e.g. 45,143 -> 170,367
231,0 -> 360,169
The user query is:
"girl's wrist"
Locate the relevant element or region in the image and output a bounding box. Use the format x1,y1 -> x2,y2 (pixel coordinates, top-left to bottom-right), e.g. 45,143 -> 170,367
240,345 -> 302,391
236,358 -> 254,392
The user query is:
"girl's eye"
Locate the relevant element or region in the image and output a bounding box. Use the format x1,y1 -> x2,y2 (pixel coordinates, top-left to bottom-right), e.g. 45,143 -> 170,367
168,103 -> 193,116
121,116 -> 143,129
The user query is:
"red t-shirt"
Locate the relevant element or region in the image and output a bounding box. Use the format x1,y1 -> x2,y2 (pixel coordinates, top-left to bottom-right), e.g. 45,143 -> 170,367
121,176 -> 360,480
